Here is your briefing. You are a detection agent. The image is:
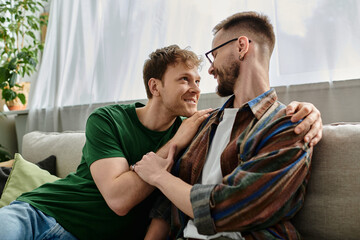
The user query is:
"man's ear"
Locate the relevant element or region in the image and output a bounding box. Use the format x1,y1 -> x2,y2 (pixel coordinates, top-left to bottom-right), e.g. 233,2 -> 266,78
237,36 -> 250,60
148,78 -> 161,97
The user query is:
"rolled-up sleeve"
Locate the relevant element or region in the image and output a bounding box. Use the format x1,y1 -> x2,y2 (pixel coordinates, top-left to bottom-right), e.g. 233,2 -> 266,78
190,184 -> 217,234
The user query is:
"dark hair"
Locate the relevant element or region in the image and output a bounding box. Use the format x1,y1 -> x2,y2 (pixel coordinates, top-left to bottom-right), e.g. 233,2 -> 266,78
143,45 -> 202,98
213,11 -> 275,55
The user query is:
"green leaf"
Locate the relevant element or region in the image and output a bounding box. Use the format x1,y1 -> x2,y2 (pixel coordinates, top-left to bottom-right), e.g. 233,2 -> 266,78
0,67 -> 11,83
18,93 -> 26,105
15,83 -> 23,89
8,62 -> 17,70
17,52 -> 27,59
0,82 -> 7,88
28,64 -> 36,72
9,57 -> 17,64
29,58 -> 37,67
8,57 -> 17,70
26,31 -> 36,39
8,23 -> 16,32
0,67 -> 6,83
2,88 -> 16,101
9,72 -> 17,87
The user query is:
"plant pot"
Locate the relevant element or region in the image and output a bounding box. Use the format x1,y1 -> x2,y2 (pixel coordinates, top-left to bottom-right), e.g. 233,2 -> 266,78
6,101 -> 26,111
5,82 -> 31,111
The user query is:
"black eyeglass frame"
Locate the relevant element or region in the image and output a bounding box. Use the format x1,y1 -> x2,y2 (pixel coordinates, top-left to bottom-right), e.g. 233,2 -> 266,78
205,38 -> 251,64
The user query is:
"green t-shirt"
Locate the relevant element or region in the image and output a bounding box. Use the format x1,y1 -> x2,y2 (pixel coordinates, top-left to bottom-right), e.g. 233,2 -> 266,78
18,103 -> 182,240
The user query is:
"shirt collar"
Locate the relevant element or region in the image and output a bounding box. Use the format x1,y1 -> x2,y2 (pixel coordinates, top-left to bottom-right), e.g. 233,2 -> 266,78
218,88 -> 278,120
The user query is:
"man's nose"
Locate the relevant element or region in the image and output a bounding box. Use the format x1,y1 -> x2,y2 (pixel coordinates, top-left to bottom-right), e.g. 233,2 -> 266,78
190,82 -> 201,94
208,64 -> 214,76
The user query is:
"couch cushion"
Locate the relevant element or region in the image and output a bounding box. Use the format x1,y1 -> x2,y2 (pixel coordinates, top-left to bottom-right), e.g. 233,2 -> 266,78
0,153 -> 60,207
293,122 -> 360,239
35,155 -> 57,176
0,156 -> 56,197
22,131 -> 85,178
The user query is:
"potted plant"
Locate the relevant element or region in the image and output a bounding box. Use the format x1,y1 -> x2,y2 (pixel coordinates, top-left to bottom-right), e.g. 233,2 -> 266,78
0,0 -> 48,111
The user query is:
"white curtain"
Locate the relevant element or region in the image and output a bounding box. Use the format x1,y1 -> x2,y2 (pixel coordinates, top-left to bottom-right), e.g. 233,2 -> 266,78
27,0 -> 360,132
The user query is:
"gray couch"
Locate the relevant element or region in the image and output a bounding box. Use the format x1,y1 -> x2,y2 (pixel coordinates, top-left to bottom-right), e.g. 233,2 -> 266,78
21,123 -> 360,239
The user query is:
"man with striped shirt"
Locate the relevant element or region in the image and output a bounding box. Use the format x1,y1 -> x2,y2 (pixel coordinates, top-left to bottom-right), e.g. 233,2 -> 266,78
135,11 -> 316,239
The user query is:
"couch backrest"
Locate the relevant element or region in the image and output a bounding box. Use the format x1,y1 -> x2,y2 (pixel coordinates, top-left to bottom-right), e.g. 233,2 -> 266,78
22,131 -> 85,178
292,122 -> 360,239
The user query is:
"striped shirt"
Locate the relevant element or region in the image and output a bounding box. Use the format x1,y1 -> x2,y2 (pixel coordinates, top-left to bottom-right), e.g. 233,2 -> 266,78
171,88 -> 313,239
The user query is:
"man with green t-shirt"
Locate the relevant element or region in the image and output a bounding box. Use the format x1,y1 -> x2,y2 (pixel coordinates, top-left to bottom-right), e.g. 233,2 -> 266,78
0,45 -> 322,240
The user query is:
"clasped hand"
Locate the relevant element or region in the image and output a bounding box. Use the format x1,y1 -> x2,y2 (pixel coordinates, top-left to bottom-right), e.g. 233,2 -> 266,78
134,145 -> 177,186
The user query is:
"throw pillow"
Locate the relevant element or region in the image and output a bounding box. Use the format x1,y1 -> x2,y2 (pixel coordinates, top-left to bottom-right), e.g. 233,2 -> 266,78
35,155 -> 57,175
0,153 -> 60,208
0,156 -> 57,198
0,167 -> 12,196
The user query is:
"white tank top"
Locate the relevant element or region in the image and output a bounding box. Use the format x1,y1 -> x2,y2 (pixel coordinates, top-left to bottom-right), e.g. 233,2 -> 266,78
183,108 -> 244,240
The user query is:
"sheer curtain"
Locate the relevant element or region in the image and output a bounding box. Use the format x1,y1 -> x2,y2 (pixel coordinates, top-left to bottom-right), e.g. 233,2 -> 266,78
27,0 -> 360,132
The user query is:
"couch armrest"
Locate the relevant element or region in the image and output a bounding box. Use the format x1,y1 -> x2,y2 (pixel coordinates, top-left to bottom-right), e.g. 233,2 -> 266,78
21,131 -> 86,178
293,122 -> 360,239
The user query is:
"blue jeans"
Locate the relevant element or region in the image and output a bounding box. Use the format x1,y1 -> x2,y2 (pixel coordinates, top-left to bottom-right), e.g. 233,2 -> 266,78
0,200 -> 77,240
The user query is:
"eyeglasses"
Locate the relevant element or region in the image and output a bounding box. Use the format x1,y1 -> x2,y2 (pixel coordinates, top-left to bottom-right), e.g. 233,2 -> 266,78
205,38 -> 251,64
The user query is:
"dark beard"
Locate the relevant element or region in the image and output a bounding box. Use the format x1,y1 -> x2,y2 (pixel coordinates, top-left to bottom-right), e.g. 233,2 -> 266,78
216,61 -> 239,97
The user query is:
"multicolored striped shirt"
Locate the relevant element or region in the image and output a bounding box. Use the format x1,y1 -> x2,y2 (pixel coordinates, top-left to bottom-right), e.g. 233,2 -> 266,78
171,88 -> 313,239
